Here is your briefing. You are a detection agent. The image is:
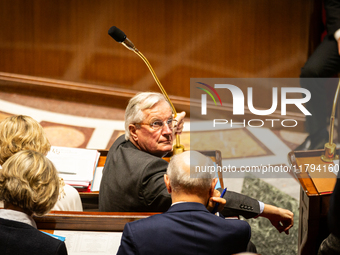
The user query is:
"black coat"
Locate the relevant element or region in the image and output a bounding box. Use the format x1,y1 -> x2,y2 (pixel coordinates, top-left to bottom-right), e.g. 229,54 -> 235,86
117,202 -> 251,255
0,218 -> 67,255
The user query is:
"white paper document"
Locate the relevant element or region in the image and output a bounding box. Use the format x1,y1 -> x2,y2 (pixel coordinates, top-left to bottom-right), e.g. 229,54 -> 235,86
91,166 -> 104,192
46,146 -> 100,183
54,230 -> 122,255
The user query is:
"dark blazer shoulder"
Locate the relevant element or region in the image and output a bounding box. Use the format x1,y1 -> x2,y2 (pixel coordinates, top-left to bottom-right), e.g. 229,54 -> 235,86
118,202 -> 251,255
324,0 -> 340,35
329,172 -> 340,237
0,218 -> 67,255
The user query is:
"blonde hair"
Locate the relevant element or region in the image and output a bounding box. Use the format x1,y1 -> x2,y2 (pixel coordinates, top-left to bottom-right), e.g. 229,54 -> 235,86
0,150 -> 59,216
0,115 -> 51,165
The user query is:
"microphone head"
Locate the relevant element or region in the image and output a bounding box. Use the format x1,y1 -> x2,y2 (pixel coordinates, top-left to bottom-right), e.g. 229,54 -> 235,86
108,26 -> 126,43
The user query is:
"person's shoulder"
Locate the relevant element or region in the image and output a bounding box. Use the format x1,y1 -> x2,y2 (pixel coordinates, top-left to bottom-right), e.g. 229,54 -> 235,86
223,216 -> 250,225
62,184 -> 81,197
140,155 -> 168,177
124,212 -> 164,231
33,230 -> 67,254
108,134 -> 127,151
0,218 -> 65,245
108,135 -> 146,156
223,216 -> 251,233
0,217 -> 34,229
106,135 -> 137,161
52,184 -> 83,211
0,219 -> 67,255
122,143 -> 166,164
199,209 -> 251,232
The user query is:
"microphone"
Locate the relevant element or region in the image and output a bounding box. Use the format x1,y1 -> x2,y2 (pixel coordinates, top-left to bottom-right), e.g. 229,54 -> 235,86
108,26 -> 185,154
108,26 -> 137,52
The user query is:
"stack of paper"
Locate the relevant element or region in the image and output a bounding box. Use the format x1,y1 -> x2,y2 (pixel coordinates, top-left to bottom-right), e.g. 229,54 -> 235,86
53,230 -> 122,255
46,146 -> 100,189
91,166 -> 104,192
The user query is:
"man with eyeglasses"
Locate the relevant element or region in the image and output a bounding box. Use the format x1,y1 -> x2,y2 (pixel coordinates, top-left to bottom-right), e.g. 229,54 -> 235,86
99,92 -> 184,212
99,92 -> 293,235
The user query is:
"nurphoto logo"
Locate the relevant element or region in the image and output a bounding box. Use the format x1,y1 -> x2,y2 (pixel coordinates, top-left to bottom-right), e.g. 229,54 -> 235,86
195,80 -> 311,128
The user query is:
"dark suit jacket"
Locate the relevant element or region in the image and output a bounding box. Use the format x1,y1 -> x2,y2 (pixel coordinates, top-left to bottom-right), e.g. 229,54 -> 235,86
117,202 -> 251,255
324,0 -> 340,35
328,171 -> 340,238
99,135 -> 260,218
317,171 -> 340,254
300,0 -> 340,134
99,134 -> 171,212
0,218 -> 67,255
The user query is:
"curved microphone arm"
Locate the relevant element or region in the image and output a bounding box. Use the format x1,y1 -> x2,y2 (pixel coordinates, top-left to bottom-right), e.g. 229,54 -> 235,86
134,50 -> 184,154
321,78 -> 340,162
109,26 -> 184,154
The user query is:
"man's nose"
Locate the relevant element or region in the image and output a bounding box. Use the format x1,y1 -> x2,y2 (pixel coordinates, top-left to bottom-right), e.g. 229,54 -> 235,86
162,122 -> 173,134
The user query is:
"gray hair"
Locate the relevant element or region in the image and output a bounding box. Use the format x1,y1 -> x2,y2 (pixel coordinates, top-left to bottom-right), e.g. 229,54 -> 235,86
167,151 -> 215,196
125,92 -> 170,140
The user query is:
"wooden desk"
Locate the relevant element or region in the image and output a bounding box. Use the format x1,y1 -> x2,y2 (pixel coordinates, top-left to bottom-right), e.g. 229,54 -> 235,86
34,211 -> 156,232
79,150 -> 223,210
34,211 -> 157,254
288,149 -> 337,255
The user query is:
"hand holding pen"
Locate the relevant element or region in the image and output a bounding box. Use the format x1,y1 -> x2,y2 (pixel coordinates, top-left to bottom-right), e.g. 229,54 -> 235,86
210,188 -> 227,214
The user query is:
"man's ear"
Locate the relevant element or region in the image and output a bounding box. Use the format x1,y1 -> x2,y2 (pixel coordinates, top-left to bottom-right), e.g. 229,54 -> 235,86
129,124 -> 138,141
210,178 -> 218,197
164,174 -> 172,194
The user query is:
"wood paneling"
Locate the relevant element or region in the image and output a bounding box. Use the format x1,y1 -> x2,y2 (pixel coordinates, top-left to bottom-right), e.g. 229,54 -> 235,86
0,0 -> 313,108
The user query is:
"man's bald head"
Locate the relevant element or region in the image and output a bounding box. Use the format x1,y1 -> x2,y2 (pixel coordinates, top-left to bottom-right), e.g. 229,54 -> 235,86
166,151 -> 216,197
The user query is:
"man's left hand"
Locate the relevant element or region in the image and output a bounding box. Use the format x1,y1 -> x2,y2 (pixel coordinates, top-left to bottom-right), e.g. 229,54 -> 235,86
260,204 -> 294,234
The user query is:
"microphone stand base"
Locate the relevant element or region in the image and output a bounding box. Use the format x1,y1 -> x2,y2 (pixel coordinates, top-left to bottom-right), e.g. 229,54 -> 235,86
321,143 -> 339,162
173,145 -> 185,155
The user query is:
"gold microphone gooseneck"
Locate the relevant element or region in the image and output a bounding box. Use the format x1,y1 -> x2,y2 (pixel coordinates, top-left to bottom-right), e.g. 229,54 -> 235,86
321,78 -> 340,162
108,26 -> 184,154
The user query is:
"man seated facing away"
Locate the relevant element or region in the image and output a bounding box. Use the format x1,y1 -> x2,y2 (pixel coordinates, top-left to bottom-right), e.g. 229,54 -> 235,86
0,150 -> 67,255
117,151 -> 252,255
99,92 -> 293,234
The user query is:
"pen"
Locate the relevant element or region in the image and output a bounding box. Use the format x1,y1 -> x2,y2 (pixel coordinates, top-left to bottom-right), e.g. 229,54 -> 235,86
211,187 -> 227,214
58,171 -> 77,175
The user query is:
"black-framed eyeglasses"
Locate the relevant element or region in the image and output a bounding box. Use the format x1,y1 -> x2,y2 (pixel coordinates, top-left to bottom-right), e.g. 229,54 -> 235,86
134,119 -> 178,131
